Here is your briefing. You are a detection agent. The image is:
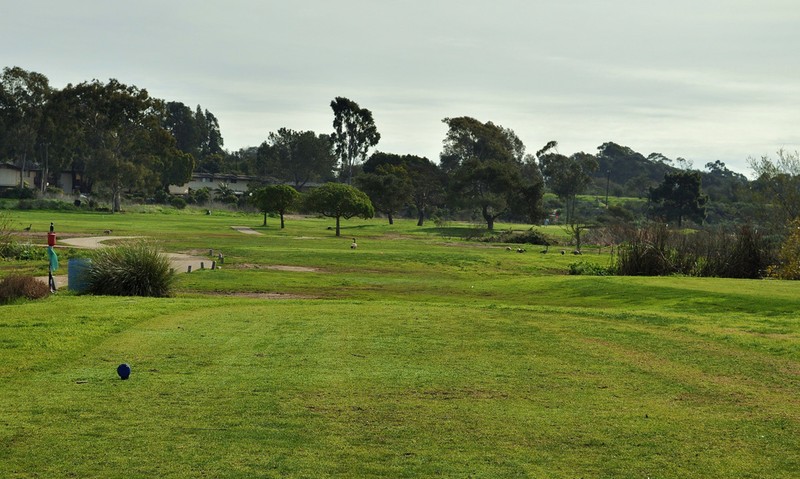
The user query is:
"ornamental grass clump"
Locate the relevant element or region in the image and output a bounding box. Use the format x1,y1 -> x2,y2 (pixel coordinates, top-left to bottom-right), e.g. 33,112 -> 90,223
0,275 -> 50,304
86,241 -> 175,297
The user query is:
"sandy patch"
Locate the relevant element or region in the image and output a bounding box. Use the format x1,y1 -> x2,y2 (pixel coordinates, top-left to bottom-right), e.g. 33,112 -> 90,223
234,264 -> 320,273
231,226 -> 262,235
204,292 -> 316,300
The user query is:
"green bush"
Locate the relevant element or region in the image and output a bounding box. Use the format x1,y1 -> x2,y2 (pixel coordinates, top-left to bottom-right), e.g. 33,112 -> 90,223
0,186 -> 36,199
483,228 -> 551,245
0,275 -> 50,304
169,196 -> 187,209
0,241 -> 47,261
85,242 -> 175,297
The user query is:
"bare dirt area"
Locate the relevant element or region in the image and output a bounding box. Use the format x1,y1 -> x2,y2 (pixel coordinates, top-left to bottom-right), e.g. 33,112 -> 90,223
203,292 -> 317,300
230,226 -> 262,235
233,263 -> 320,273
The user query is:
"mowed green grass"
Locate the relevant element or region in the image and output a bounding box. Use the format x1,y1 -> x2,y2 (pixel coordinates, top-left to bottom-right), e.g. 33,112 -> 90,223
1,209 -> 798,478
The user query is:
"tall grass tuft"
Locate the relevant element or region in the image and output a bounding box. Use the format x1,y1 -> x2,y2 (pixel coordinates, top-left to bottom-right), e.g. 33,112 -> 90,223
0,275 -> 50,304
85,241 -> 175,297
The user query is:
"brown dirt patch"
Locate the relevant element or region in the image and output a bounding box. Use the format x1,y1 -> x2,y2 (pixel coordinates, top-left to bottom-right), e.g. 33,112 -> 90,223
204,292 -> 317,300
234,264 -> 321,273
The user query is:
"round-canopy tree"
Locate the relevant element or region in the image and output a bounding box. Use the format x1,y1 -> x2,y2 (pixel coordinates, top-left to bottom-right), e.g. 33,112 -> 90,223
303,182 -> 374,236
252,184 -> 300,228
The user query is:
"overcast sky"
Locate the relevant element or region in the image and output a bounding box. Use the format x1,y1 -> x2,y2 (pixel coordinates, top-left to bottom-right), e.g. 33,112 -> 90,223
3,0 -> 799,174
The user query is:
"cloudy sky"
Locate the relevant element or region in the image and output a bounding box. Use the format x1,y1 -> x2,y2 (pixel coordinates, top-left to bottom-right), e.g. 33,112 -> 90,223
3,0 -> 799,174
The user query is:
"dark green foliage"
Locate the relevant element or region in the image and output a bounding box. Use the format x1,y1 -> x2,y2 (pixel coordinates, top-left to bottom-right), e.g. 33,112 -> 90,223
331,97 -> 380,184
482,228 -> 551,245
85,242 -> 175,297
539,151 -> 598,225
169,196 -> 187,209
0,275 -> 50,304
252,184 -> 300,228
648,171 -> 708,226
355,164 -> 412,224
302,182 -> 374,236
441,117 -> 537,230
0,186 -> 37,199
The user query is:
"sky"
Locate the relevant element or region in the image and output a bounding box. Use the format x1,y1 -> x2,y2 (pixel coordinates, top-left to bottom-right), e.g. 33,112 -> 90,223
3,0 -> 799,175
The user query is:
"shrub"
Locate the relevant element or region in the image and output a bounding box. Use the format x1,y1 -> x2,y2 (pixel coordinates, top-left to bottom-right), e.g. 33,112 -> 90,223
169,196 -> 187,209
85,241 -> 175,297
0,186 -> 36,199
768,219 -> 800,280
482,228 -> 551,245
0,275 -> 50,304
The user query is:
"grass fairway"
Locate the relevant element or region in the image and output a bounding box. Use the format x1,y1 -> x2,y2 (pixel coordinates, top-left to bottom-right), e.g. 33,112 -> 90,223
1,209 -> 798,478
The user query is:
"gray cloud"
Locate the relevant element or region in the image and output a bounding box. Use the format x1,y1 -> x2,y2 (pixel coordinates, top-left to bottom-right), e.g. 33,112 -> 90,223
3,0 -> 799,173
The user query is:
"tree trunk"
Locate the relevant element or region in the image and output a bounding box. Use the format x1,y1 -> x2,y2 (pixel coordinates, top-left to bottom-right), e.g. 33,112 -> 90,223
482,205 -> 494,230
280,213 -> 285,229
335,216 -> 341,236
388,213 -> 394,225
417,209 -> 424,227
263,211 -> 267,226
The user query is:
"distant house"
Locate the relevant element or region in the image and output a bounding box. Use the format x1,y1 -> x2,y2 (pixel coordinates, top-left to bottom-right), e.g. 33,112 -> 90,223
0,163 -> 40,190
169,172 -> 259,196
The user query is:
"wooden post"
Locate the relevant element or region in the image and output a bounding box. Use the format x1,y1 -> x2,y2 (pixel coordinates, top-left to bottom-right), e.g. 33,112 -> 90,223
187,265 -> 192,273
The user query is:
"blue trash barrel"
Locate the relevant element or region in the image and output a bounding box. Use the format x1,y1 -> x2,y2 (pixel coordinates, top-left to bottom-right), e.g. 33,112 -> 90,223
68,258 -> 92,293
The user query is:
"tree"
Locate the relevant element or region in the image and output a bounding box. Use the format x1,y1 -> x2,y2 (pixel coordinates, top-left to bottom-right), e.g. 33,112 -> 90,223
0,67 -> 52,187
330,97 -> 380,184
252,184 -> 300,228
259,128 -> 336,188
57,79 -> 177,212
303,183 -> 374,236
163,101 -> 201,159
362,152 -> 446,226
749,149 -> 800,229
539,151 -> 599,225
517,155 -> 547,224
648,171 -> 708,227
440,117 -> 528,230
355,164 -> 412,224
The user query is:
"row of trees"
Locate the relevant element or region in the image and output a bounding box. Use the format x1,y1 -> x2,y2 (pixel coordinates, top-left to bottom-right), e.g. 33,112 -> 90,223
0,66 -> 223,211
3,66 -> 800,243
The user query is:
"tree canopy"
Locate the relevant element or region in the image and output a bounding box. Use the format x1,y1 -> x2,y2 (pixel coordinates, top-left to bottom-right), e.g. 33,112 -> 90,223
648,171 -> 708,227
252,184 -> 300,228
303,182 -> 374,236
539,151 -> 599,225
330,97 -> 380,184
440,117 -> 538,230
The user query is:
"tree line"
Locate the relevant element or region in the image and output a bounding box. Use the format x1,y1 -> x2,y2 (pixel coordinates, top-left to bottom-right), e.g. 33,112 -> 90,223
2,66 -> 799,242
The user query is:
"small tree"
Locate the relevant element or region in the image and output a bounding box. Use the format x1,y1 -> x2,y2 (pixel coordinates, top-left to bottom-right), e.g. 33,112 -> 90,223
252,184 -> 300,228
303,183 -> 374,236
